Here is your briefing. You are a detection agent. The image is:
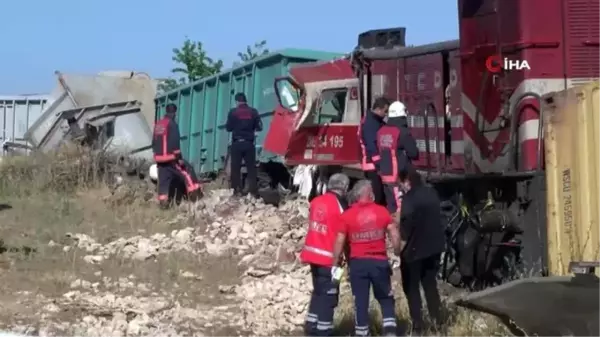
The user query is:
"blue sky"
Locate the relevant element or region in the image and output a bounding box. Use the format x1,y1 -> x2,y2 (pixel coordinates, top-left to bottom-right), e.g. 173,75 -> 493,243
1,0 -> 458,95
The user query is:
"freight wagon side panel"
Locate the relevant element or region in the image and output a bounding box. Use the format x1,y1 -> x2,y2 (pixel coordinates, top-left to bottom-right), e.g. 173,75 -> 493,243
178,88 -> 192,164
252,59 -> 281,163
202,80 -> 218,173
155,49 -> 342,175
0,95 -> 49,155
215,73 -> 232,172
544,81 -> 600,276
188,84 -> 205,173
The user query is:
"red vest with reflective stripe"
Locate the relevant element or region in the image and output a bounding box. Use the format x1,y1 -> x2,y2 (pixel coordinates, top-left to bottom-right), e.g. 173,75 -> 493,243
340,201 -> 391,260
300,192 -> 344,267
376,125 -> 401,183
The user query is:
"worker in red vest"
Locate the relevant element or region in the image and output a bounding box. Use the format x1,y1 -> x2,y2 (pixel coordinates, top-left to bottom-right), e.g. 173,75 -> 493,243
152,103 -> 202,208
332,179 -> 402,337
376,100 -> 419,213
300,173 -> 350,336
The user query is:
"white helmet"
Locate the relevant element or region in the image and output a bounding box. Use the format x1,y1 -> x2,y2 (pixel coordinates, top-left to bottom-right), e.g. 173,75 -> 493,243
388,101 -> 407,118
149,164 -> 158,181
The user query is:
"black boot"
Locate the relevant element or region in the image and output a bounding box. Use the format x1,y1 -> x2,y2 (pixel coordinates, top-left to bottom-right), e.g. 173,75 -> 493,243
409,323 -> 424,336
303,321 -> 316,336
382,326 -> 397,336
187,189 -> 203,202
158,200 -> 171,210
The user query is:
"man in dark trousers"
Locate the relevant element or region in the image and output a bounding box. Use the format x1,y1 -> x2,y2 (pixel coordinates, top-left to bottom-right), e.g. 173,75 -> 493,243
152,103 -> 202,208
332,180 -> 402,337
376,100 -> 419,213
226,93 -> 262,197
300,173 -> 350,336
396,168 -> 446,334
358,96 -> 389,206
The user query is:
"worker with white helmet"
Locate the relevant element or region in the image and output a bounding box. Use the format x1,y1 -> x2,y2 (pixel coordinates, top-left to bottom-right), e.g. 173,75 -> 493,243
375,100 -> 419,213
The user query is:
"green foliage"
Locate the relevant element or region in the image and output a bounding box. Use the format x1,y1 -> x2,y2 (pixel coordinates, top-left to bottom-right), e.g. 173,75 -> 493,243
171,38 -> 224,81
157,37 -> 224,93
158,38 -> 269,94
157,78 -> 183,94
237,40 -> 270,63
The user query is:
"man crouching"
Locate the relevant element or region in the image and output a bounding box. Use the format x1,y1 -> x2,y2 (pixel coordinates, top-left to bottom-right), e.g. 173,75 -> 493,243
300,173 -> 350,336
332,180 -> 402,336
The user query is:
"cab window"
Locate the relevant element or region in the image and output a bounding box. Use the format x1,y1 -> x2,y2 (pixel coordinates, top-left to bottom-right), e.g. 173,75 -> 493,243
313,88 -> 347,124
275,79 -> 300,112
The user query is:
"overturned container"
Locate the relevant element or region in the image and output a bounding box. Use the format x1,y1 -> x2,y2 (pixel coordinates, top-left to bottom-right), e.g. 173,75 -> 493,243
32,100 -> 153,162
25,71 -> 158,148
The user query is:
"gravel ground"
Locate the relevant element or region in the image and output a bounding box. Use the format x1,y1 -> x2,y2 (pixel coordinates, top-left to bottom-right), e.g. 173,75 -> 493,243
0,150 -> 510,336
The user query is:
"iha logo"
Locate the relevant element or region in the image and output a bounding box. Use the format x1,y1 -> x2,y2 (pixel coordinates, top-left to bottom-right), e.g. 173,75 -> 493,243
485,55 -> 531,73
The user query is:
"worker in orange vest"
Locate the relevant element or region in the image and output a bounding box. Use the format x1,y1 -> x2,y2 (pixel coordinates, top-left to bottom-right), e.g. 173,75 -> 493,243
376,100 -> 419,213
152,103 -> 202,208
300,173 -> 350,336
332,179 -> 402,337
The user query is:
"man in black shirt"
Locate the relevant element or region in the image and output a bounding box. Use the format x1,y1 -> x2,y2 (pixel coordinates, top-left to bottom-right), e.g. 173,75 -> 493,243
395,168 -> 445,334
225,93 -> 263,197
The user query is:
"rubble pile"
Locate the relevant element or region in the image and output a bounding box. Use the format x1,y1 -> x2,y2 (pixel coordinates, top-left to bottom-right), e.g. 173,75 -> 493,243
57,189 -> 322,334
33,276 -> 241,336
234,266 -> 312,334
63,229 -> 200,263
57,189 -> 411,335
64,189 -> 310,264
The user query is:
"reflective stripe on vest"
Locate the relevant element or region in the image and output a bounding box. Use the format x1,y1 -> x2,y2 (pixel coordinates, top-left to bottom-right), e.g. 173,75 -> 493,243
303,198 -> 342,259
358,118 -> 376,171
303,245 -> 334,257
377,126 -> 400,183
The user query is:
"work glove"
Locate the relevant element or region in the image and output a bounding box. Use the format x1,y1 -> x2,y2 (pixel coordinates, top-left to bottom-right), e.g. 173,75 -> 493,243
331,266 -> 344,283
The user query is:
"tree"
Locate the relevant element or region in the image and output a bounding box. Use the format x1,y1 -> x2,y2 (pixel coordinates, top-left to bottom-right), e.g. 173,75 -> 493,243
157,78 -> 183,93
157,37 -> 224,93
237,40 -> 269,63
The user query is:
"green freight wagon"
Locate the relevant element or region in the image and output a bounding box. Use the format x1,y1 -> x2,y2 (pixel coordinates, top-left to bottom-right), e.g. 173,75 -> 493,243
154,48 -> 341,175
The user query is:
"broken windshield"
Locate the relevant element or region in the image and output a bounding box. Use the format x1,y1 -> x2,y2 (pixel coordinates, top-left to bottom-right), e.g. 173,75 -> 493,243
275,79 -> 300,112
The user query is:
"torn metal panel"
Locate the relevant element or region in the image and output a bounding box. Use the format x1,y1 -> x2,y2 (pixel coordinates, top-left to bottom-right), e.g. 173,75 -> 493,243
1,139 -> 33,156
456,273 -> 600,336
34,100 -> 153,162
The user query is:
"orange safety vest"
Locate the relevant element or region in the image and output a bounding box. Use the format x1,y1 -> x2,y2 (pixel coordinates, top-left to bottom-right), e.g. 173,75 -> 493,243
376,125 -> 401,183
152,117 -> 181,163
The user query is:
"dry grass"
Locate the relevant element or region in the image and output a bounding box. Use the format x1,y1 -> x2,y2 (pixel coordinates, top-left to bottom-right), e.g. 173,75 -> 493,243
0,148 -> 242,335
332,285 -> 511,336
